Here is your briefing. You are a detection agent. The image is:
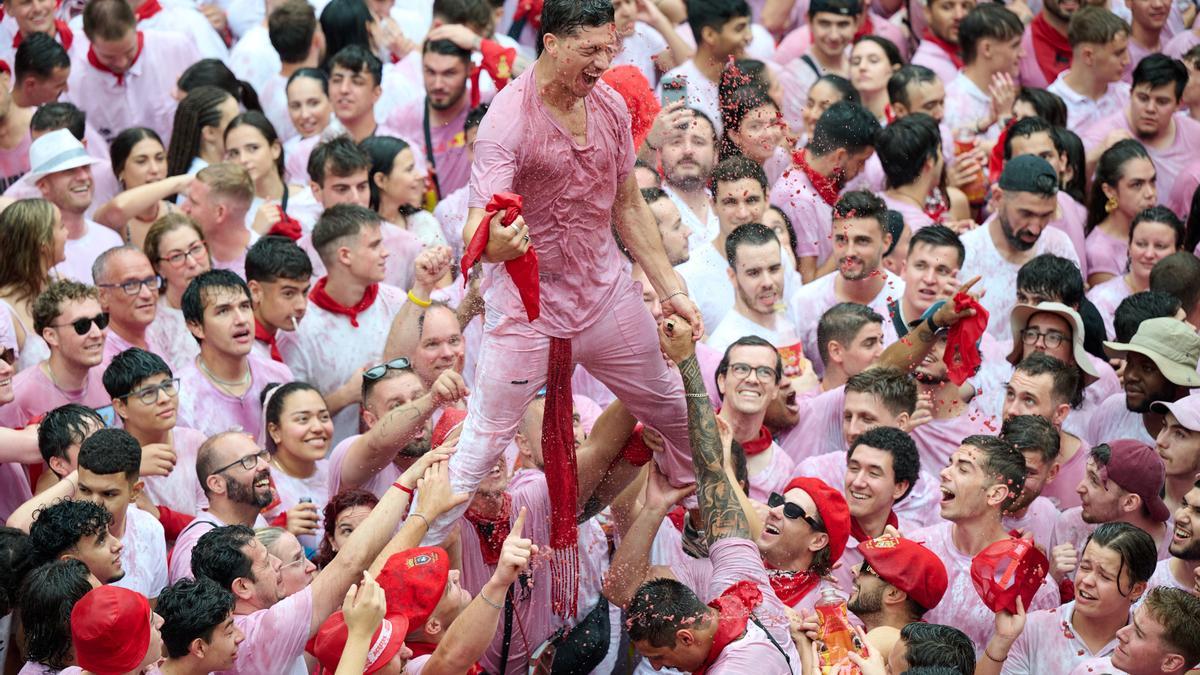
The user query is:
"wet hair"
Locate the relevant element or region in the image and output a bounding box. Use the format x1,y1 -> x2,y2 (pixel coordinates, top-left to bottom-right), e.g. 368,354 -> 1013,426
832,190 -> 889,234
724,222 -> 779,268
82,0 -> 135,40
0,527 -> 29,616
103,347 -> 172,401
1114,289 -> 1183,342
18,559 -> 94,668
157,577 -> 237,659
1068,6 -> 1130,47
899,622 -> 976,673
908,224 -> 965,268
1013,351 -> 1083,409
313,488 -> 379,568
166,86 -> 235,178
30,102 -> 85,140
1130,206 -> 1185,251
308,134 -> 371,186
887,65 -> 937,111
328,44 -> 382,88
1054,128 -> 1087,203
28,499 -> 113,565
848,426 -> 920,501
715,336 -> 783,394
1016,254 -> 1085,307
0,198 -> 59,305
78,428 -> 142,481
875,113 -> 941,189
809,101 -> 879,157
110,127 -> 165,183
225,111 -> 286,183
177,59 -> 262,113
845,367 -> 917,416
465,103 -> 489,132
963,434 -> 1026,511
1000,414 -> 1061,466
360,135 -> 419,215
1132,54 -> 1188,101
719,85 -> 779,161
626,577 -> 712,648
958,3 -> 1023,65
14,32 -> 70,83
245,235 -> 313,284
1141,587 -> 1200,667
1083,522 -> 1157,595
719,58 -> 773,102
181,269 -> 253,331
320,0 -> 374,71
1015,88 -> 1068,127
1151,252 -> 1200,313
268,0 -> 318,64
38,404 -> 103,469
192,525 -> 258,590
684,0 -> 751,46
817,302 -> 883,366
712,154 -> 768,195
32,279 -> 98,335
1002,116 -> 1062,161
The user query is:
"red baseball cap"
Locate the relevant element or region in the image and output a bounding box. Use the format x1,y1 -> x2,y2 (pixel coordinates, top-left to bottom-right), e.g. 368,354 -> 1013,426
783,477 -> 851,564
379,547 -> 450,629
858,535 -> 948,611
1100,439 -> 1171,523
70,586 -> 152,675
432,407 -> 467,449
970,537 -> 1049,614
307,610 -> 409,674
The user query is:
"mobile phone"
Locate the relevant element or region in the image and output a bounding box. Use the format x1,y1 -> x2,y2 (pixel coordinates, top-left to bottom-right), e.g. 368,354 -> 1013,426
661,75 -> 688,106
94,405 -> 117,427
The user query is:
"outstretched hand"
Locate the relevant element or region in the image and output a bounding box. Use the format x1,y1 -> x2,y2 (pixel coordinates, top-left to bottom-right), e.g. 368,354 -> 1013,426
659,314 -> 696,364
493,507 -> 538,587
930,276 -> 983,329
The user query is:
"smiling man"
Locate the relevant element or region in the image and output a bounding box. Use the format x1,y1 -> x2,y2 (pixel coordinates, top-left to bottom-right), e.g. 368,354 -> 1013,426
1146,476 -> 1200,594
156,577 -> 246,675
28,498 -> 125,584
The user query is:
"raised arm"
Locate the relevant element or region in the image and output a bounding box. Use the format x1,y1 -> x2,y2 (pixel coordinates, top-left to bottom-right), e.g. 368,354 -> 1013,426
93,175 -> 192,233
383,246 -> 453,362
366,459 -> 469,576
7,470 -> 77,531
877,277 -> 981,373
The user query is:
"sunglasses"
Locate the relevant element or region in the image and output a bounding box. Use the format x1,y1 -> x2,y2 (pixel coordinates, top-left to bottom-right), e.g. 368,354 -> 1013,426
364,357 -> 411,381
51,313 -> 109,336
767,492 -> 825,531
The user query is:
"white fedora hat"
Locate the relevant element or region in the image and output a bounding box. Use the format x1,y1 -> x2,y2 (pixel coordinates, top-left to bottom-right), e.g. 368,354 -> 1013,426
27,128 -> 100,182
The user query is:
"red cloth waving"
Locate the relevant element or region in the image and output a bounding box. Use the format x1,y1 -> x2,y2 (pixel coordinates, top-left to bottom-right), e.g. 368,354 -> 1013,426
461,192 -> 540,321
470,39 -> 517,108
943,292 -> 988,385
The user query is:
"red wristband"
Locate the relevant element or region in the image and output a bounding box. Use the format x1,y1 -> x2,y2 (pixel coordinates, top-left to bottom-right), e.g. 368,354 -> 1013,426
393,482 -> 414,496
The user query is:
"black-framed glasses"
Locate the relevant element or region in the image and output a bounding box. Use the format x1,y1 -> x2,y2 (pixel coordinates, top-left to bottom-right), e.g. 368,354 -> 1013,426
161,241 -> 208,266
364,357 -> 411,381
99,275 -> 162,296
123,378 -> 179,405
52,313 -> 109,335
767,492 -> 825,531
729,362 -> 778,381
212,449 -> 269,475
1020,328 -> 1067,349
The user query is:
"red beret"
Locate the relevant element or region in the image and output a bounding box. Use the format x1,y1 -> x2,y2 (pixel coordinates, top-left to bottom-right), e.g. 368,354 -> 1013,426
379,547 -> 450,629
70,586 -> 152,675
307,610 -> 408,674
432,407 -> 467,449
971,537 -> 1049,614
783,477 -> 851,564
859,535 -> 948,611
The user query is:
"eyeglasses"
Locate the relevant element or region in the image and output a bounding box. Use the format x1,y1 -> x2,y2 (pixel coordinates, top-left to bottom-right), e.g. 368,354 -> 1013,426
52,313 -> 109,336
123,378 -> 180,405
729,362 -> 778,381
1020,328 -> 1067,349
99,275 -> 162,296
212,449 -> 269,474
767,492 -> 825,531
364,357 -> 411,381
280,556 -> 309,571
161,242 -> 208,267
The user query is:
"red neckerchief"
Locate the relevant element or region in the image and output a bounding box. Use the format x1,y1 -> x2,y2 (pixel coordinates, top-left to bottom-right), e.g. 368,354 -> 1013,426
253,320 -> 283,362
668,505 -> 687,532
849,510 -> 899,543
694,581 -> 763,675
133,0 -> 162,21
921,29 -> 963,69
406,642 -> 484,674
765,565 -> 821,607
740,425 -> 773,457
13,21 -> 73,50
87,31 -> 143,86
790,148 -> 841,206
308,277 -> 379,328
464,492 -> 512,565
853,14 -> 873,42
1030,14 -> 1072,84
944,291 -> 989,385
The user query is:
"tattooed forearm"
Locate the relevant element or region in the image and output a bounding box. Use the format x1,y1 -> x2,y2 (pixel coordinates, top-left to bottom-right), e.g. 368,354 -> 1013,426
678,356 -> 750,541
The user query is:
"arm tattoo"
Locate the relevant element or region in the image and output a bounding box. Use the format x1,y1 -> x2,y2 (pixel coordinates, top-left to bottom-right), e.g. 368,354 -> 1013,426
678,356 -> 750,542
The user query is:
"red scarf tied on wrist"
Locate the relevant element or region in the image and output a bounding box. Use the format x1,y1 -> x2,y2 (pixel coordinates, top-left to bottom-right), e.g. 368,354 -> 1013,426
309,277 -> 379,328
13,21 -> 73,50
921,30 -> 963,69
849,510 -> 899,543
695,581 -> 764,675
943,291 -> 989,385
253,320 -> 283,362
461,192 -> 539,320
1029,14 -> 1073,84
791,149 -> 841,207
464,492 -> 512,566
87,31 -> 143,86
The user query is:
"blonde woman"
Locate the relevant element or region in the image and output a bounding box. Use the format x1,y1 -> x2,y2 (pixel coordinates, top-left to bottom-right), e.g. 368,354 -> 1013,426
0,199 -> 66,371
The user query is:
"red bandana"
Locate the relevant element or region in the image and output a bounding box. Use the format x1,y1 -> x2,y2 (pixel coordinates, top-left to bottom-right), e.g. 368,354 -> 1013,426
853,14 -> 873,42
469,39 -> 516,109
921,30 -> 963,69
765,565 -> 822,608
668,505 -> 687,532
849,509 -> 899,543
694,581 -> 763,675
13,21 -> 73,50
407,642 -> 484,674
790,148 -> 841,207
268,206 -> 302,240
944,291 -> 989,385
133,0 -> 162,21
87,31 -> 143,86
464,492 -> 512,566
740,425 -> 773,457
308,277 -> 379,328
1029,14 -> 1072,85
253,320 -> 283,362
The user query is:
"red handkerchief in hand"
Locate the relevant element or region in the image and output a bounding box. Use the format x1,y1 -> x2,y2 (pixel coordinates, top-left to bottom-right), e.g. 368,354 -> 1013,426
943,291 -> 989,385
267,206 -> 302,240
460,192 -> 540,321
470,40 -> 518,108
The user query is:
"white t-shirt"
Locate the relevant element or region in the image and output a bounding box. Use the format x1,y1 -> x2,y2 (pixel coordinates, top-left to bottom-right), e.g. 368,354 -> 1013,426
614,22 -> 668,86
111,505 -> 169,599
53,220 -> 124,283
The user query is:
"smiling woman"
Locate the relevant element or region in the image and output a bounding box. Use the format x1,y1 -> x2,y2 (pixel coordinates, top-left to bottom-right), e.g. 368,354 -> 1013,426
260,381 -> 334,552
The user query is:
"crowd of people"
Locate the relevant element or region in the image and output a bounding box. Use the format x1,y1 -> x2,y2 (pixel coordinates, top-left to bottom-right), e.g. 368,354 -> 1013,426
3,0 -> 1200,672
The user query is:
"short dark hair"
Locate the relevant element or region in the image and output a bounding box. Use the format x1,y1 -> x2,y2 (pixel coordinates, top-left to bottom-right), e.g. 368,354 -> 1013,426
329,44 -> 382,87
432,0 -> 492,28
30,102 -> 85,141
817,302 -> 883,365
14,32 -> 70,83
423,37 -> 472,64
1132,54 -> 1188,100
538,0 -> 616,56
684,0 -> 751,45
1054,127 -> 1086,203
1014,351 -> 1082,409
465,103 -> 489,132
875,113 -> 941,189
78,428 -> 142,482
28,499 -> 112,565
1017,254 -> 1085,307
964,435 -> 1026,511
724,222 -> 779,268
809,101 -> 880,157
1119,289 -> 1184,342
1016,88 -> 1068,127
832,190 -> 888,234
82,0 -> 135,41
712,154 -> 768,194
908,224 -> 965,268
182,269 -> 253,330
38,404 -> 104,468
1150,253 -> 1200,316
308,134 -> 371,186
312,203 -> 382,266
958,3 -> 1022,64
268,0 -> 317,64
1131,206 -> 1185,250
716,335 -> 783,393
1000,413 -> 1061,466
1002,116 -> 1063,161
157,577 -> 237,659
18,559 -> 94,669
191,525 -> 257,590
245,235 -> 313,284
887,65 -> 937,110
845,367 -> 917,416
1084,522 -> 1158,594
849,426 -> 920,501
626,577 -> 712,648
103,347 -> 172,400
900,622 -> 976,673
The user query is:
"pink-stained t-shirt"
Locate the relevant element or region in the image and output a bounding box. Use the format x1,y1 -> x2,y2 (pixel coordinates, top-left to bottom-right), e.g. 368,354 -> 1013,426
1165,28 -> 1200,58
52,220 -> 124,284
780,385 -> 847,464
1018,26 -> 1053,90
258,72 -> 297,144
276,283 -> 405,442
227,585 -> 313,675
769,164 -> 835,265
1080,110 -> 1200,214
784,268 -> 906,376
1122,37 -> 1160,83
169,510 -> 269,582
882,193 -> 936,231
1003,601 -> 1121,674
1048,71 -> 1131,130
1086,275 -> 1133,339
911,521 -> 1061,652
910,409 -> 1002,478
63,30 -> 199,144
1003,496 -> 1061,549
1049,506 -> 1171,563
1053,192 -> 1090,280
111,504 -> 168,599
1063,357 -> 1124,445
327,433 -> 401,500
656,59 -> 722,135
746,442 -> 798,504
1146,557 -> 1193,591
174,354 -> 295,440
1167,153 -> 1200,221
1068,656 -> 1121,674
146,300 -> 200,376
1086,392 -> 1156,447
912,38 -> 962,89
209,231 -> 260,281
7,364 -> 110,424
795,448 -> 942,532
142,427 -> 209,517
0,131 -> 31,193
433,185 -> 469,261
386,100 -> 472,197
265,459 -> 330,551
284,134 -> 321,186
1040,437 -> 1090,510
945,72 -> 1001,141
468,68 -> 635,339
